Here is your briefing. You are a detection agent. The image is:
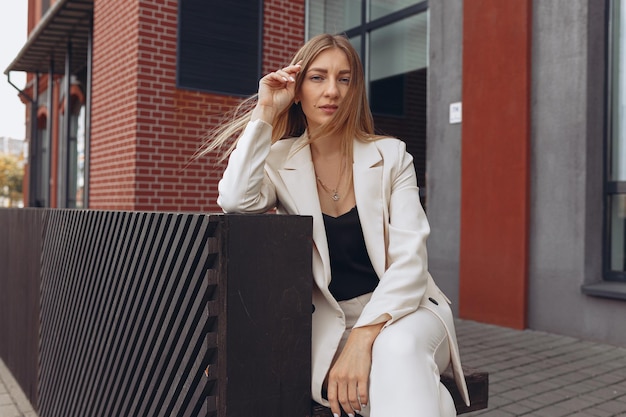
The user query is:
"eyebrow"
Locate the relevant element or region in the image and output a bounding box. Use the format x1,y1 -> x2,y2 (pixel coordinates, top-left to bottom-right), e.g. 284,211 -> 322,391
307,68 -> 351,74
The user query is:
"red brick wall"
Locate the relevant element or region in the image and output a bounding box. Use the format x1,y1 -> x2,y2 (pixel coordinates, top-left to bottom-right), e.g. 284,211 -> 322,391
263,0 -> 305,73
90,0 -> 305,212
90,0 -> 141,210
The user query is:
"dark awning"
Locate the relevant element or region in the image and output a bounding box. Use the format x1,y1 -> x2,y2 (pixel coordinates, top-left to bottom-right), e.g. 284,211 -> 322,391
4,0 -> 93,75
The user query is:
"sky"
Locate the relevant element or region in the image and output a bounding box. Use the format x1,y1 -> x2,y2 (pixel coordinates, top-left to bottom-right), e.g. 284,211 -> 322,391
0,2 -> 28,140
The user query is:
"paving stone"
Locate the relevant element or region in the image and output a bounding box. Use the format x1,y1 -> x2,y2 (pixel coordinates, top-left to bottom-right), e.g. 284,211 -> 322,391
0,360 -> 35,417
586,406 -> 620,417
526,404 -> 573,417
0,404 -> 20,417
557,396 -> 602,412
485,394 -> 515,409
499,388 -> 536,402
594,399 -> 626,414
497,401 -> 536,415
588,386 -> 625,401
470,409 -> 515,417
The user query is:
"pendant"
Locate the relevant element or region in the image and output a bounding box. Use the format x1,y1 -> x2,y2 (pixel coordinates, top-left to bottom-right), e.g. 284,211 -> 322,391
332,192 -> 340,201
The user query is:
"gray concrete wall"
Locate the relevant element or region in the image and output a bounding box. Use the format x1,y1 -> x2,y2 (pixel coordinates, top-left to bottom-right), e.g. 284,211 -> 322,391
529,0 -> 626,346
426,0 -> 464,313
427,0 -> 626,344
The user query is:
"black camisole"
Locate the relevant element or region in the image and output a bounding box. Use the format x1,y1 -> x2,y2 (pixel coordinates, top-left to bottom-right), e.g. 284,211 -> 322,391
322,206 -> 379,301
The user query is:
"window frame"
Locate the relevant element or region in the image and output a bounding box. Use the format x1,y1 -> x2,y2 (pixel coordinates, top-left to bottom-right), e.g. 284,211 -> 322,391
605,0 -> 626,282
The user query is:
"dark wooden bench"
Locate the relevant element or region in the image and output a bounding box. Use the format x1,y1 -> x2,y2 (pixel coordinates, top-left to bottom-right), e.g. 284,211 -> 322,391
311,366 -> 489,416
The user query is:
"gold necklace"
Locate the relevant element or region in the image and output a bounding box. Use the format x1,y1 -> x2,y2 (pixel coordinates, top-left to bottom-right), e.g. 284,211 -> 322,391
316,159 -> 345,202
316,176 -> 340,201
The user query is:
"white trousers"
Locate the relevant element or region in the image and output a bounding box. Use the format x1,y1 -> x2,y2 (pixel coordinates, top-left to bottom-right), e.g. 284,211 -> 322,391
335,293 -> 457,417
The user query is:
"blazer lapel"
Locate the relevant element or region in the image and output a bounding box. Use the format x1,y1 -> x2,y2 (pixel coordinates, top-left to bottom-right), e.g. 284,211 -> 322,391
278,137 -> 332,289
353,140 -> 386,278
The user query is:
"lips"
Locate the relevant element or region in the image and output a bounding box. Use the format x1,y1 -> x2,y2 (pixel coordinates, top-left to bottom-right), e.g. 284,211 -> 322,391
318,105 -> 338,114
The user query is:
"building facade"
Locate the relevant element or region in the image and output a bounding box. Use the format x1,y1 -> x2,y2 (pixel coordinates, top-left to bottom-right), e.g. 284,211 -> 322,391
6,0 -> 626,345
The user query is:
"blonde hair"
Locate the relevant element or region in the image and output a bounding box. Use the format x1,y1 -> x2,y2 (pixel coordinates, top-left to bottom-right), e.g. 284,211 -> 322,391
199,34 -> 380,161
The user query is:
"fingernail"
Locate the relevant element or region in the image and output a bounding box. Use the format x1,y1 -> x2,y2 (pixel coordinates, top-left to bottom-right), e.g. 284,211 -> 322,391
333,414 -> 339,417
289,76 -> 295,82
348,414 -> 355,417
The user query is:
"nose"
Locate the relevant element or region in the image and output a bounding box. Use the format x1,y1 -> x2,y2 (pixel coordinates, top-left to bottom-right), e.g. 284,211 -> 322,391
324,79 -> 340,98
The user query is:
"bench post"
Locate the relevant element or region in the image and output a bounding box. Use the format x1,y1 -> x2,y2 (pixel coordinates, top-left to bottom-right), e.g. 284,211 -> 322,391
208,214 -> 314,417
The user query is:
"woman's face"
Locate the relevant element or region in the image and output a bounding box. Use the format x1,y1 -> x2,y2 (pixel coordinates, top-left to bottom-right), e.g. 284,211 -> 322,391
298,48 -> 351,131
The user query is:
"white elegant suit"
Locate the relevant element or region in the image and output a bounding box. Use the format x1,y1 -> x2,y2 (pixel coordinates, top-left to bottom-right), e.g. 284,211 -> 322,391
218,120 -> 470,411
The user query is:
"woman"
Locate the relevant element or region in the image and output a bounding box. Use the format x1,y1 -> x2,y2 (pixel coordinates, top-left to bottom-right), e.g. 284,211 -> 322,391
205,34 -> 469,417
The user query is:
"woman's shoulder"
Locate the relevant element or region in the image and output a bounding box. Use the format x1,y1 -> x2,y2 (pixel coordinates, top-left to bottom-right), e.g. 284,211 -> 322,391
266,136 -> 304,166
270,136 -> 302,155
361,135 -> 409,156
271,136 -> 298,151
372,135 -> 405,148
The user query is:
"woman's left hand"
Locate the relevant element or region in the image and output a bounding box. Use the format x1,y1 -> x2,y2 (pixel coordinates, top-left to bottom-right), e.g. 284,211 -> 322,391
326,323 -> 384,417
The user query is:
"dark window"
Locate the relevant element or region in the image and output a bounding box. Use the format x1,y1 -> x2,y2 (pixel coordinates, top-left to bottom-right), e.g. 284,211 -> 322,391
370,74 -> 405,117
35,113 -> 49,207
177,0 -> 262,96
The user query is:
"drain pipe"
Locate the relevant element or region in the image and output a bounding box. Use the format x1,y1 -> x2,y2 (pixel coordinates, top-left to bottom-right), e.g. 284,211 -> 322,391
6,71 -> 34,104
6,70 -> 39,207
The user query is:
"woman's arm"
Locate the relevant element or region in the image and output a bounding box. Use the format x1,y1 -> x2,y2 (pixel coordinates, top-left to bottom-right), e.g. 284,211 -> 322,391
355,140 -> 430,329
217,120 -> 278,213
326,320 -> 388,417
217,64 -> 301,213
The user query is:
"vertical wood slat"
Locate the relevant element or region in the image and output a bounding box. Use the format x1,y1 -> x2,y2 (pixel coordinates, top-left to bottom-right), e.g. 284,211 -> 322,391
0,208 -> 42,407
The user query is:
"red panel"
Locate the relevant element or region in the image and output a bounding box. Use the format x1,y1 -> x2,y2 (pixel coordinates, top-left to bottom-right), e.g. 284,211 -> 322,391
459,0 -> 532,329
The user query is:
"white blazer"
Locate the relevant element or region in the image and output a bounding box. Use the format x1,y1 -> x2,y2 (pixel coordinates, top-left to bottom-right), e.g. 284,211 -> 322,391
218,120 -> 470,407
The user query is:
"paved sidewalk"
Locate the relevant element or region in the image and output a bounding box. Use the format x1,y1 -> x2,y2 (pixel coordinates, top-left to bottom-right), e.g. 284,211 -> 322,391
0,319 -> 624,416
0,360 -> 36,417
457,319 -> 626,417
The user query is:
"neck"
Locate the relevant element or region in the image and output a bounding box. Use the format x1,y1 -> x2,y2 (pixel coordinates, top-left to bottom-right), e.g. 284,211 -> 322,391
310,133 -> 343,160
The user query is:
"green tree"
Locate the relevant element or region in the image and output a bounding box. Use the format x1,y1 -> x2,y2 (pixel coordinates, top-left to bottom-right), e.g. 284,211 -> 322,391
0,153 -> 24,207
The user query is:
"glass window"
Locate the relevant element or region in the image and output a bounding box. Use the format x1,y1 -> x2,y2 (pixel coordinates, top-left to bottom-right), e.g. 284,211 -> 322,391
35,114 -> 49,207
369,12 -> 428,82
608,0 -> 626,279
370,0 -> 421,20
610,195 -> 626,272
308,0 -> 362,34
613,1 -> 626,183
369,12 -> 428,192
68,103 -> 86,209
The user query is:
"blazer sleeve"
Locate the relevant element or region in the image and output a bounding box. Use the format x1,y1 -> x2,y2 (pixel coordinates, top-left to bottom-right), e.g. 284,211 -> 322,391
354,140 -> 430,329
217,120 -> 278,213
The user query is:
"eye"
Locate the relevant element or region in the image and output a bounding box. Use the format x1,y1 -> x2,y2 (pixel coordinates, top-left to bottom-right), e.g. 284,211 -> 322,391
339,77 -> 350,84
309,75 -> 324,82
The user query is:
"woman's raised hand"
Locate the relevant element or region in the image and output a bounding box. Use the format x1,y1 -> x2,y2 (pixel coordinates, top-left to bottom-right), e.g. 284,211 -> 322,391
251,63 -> 302,124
